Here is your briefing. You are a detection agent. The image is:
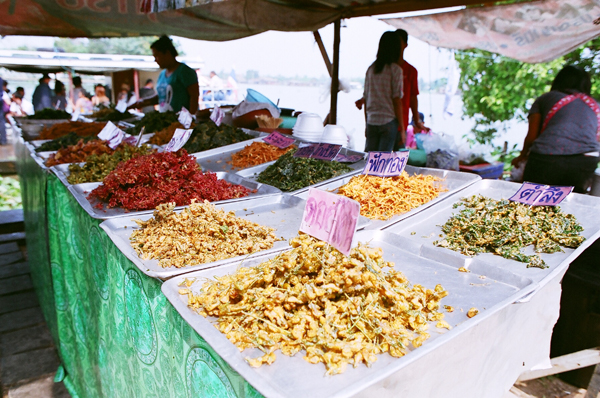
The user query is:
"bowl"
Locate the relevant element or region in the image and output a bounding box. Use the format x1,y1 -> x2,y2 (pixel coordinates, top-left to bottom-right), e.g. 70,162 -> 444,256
322,124 -> 347,141
293,113 -> 323,134
245,89 -> 279,110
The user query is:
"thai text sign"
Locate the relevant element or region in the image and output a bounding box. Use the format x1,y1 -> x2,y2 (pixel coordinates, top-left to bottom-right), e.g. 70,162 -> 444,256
178,107 -> 194,129
509,182 -> 573,206
299,188 -> 360,256
263,132 -> 295,149
293,143 -> 342,160
363,151 -> 409,177
210,106 -> 224,126
164,128 -> 193,152
335,153 -> 364,163
97,121 -> 125,150
293,143 -> 317,158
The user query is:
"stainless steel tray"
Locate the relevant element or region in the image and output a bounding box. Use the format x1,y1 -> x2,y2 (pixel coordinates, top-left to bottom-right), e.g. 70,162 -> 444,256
235,147 -> 367,195
384,179 -> 600,286
161,229 -> 536,398
100,194 -> 368,280
295,166 -> 481,230
67,171 -> 281,220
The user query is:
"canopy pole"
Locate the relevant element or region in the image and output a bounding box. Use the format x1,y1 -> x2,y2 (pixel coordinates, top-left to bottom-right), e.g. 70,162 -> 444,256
329,19 -> 341,125
313,30 -> 332,77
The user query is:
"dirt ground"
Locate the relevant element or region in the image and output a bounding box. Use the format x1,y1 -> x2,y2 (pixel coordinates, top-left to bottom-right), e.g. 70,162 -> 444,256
513,376 -> 587,398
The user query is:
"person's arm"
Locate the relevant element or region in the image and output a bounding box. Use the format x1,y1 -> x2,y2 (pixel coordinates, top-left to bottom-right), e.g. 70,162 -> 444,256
410,95 -> 426,132
511,113 -> 542,166
393,97 -> 406,146
128,94 -> 158,110
187,83 -> 199,114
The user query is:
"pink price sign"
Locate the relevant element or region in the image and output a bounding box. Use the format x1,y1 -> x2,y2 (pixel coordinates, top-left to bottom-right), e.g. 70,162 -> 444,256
509,182 -> 573,206
363,151 -> 409,177
311,143 -> 342,161
335,153 -> 364,163
164,128 -> 193,152
299,188 -> 360,256
293,143 -> 318,158
97,121 -> 125,150
263,132 -> 295,149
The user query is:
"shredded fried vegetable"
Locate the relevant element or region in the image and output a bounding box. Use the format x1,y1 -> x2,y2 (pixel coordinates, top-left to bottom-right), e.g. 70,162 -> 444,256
183,234 -> 449,375
45,139 -> 114,167
130,201 -> 280,268
148,121 -> 193,145
433,195 -> 585,268
337,173 -> 446,220
39,121 -> 107,140
228,141 -> 295,169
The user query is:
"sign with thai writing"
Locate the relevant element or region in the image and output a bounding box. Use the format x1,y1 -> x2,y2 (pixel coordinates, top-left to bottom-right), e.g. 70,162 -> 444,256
335,153 -> 364,163
178,107 -> 194,129
363,151 -> 409,177
97,121 -> 124,150
71,109 -> 80,122
509,182 -> 573,206
311,143 -> 342,161
164,128 -> 194,152
210,106 -> 225,126
115,101 -> 128,113
263,132 -> 295,149
293,143 -> 318,158
299,188 -> 360,256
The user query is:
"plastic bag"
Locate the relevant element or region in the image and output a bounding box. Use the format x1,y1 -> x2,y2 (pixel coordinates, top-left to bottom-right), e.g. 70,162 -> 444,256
510,161 -> 526,182
458,142 -> 495,165
421,133 -> 459,171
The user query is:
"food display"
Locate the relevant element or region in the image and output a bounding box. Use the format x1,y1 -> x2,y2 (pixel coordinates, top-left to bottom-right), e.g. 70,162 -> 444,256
130,201 -> 280,268
39,121 -> 107,140
0,176 -> 22,210
337,173 -> 446,220
27,109 -> 70,120
433,195 -> 585,268
127,111 -> 178,135
45,139 -> 115,167
182,234 -> 449,375
256,150 -> 352,192
148,121 -> 194,145
36,132 -> 98,152
67,144 -> 155,184
182,121 -> 253,153
228,141 -> 295,169
89,150 -> 250,211
91,106 -> 134,122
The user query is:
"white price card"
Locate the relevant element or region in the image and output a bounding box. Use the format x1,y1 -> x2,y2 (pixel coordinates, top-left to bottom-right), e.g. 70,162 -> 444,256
164,128 -> 193,152
210,106 -> 225,126
178,107 -> 194,129
115,101 -> 128,113
71,109 -> 80,122
97,121 -> 125,149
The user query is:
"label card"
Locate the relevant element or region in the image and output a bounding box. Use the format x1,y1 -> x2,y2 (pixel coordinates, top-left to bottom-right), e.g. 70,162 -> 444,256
97,121 -> 125,149
363,151 -> 409,177
178,107 -> 194,129
293,143 -> 318,158
263,132 -> 295,149
335,153 -> 364,163
299,188 -> 360,256
509,182 -> 573,206
210,106 -> 225,126
311,143 -> 342,161
71,109 -> 80,122
115,101 -> 128,113
164,128 -> 193,152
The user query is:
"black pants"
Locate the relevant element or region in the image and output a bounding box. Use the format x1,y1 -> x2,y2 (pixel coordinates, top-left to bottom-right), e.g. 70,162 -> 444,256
523,152 -> 599,194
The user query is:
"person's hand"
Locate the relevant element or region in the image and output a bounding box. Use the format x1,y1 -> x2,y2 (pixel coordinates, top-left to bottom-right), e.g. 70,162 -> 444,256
413,120 -> 429,134
355,98 -> 364,110
511,154 -> 527,167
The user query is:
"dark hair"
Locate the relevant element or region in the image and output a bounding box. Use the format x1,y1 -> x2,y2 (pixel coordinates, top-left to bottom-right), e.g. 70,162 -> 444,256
396,29 -> 408,44
145,79 -> 153,85
373,31 -> 401,74
54,80 -> 65,95
14,91 -> 23,100
551,65 -> 591,95
151,35 -> 178,57
16,87 -> 24,93
73,76 -> 82,86
2,80 -> 6,87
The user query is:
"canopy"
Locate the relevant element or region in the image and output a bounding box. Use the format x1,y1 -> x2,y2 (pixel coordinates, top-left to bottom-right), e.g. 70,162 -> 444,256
2,0 -> 487,41
383,0 -> 600,63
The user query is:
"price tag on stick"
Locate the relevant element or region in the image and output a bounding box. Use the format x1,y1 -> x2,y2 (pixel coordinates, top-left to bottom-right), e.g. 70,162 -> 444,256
263,132 -> 295,149
311,143 -> 342,161
164,128 -> 193,152
509,182 -> 573,206
363,151 -> 409,177
210,106 -> 225,126
299,188 -> 360,256
335,153 -> 364,163
97,121 -> 125,149
115,101 -> 128,113
178,107 -> 194,129
293,143 -> 318,158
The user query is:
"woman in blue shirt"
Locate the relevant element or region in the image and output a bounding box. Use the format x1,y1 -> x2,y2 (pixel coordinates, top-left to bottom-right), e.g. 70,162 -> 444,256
130,36 -> 199,114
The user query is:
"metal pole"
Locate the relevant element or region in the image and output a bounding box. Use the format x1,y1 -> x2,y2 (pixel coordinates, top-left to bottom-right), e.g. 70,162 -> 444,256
329,19 -> 341,125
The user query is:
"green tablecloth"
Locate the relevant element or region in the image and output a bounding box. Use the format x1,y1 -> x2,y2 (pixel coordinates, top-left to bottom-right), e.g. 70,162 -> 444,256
18,141 -> 262,398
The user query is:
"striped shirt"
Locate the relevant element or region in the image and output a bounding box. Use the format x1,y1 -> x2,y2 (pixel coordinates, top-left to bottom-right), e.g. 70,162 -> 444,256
364,63 -> 403,126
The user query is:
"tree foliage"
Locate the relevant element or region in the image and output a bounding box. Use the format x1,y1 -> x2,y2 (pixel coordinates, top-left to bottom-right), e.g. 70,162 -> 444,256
456,37 -> 600,144
54,36 -> 185,56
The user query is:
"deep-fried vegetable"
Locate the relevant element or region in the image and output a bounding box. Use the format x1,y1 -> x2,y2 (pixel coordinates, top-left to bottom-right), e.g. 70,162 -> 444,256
36,132 -> 97,152
182,120 -> 253,153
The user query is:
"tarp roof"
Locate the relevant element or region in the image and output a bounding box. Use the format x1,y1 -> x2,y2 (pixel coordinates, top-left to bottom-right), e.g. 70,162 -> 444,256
1,0 -> 488,41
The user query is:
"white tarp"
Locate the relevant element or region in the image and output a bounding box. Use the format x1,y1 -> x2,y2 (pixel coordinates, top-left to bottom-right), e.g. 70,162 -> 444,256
384,0 -> 600,63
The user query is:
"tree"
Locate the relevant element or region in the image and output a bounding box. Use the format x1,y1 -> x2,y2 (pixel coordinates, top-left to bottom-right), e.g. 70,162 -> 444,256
456,37 -> 600,145
53,36 -> 185,56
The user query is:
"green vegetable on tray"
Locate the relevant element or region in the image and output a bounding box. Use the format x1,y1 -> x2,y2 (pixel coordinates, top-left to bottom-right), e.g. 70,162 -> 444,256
67,144 -> 155,184
127,111 -> 178,135
256,150 -> 352,192
36,132 -> 97,152
182,120 -> 253,153
433,195 -> 585,268
0,176 -> 22,210
27,109 -> 70,120
92,105 -> 135,122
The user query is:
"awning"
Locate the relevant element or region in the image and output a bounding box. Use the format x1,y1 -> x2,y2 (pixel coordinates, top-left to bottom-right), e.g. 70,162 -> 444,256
383,0 -> 600,63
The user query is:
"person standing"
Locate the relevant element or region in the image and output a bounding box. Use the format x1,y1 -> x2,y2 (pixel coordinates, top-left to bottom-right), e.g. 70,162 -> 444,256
0,77 -> 8,145
32,73 -> 53,111
52,80 -> 68,111
130,36 -> 199,113
139,79 -> 157,113
71,76 -> 89,104
363,31 -> 404,152
511,65 -> 600,193
15,87 -> 34,115
91,84 -> 110,107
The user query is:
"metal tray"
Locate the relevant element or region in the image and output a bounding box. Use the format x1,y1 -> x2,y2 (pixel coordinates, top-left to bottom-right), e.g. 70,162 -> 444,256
161,229 -> 536,398
384,179 -> 600,286
295,166 -> 481,230
67,171 -> 281,220
235,147 -> 367,195
100,194 -> 368,280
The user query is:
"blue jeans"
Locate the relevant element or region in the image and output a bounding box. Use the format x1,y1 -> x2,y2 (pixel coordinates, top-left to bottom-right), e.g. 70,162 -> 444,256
364,119 -> 398,152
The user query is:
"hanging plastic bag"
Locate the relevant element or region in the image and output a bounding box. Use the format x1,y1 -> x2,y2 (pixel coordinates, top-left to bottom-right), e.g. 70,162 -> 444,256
421,133 -> 459,171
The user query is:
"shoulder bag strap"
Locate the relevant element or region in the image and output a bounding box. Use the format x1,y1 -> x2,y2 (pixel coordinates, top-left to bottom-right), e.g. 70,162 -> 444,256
573,93 -> 600,140
541,94 -> 575,133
